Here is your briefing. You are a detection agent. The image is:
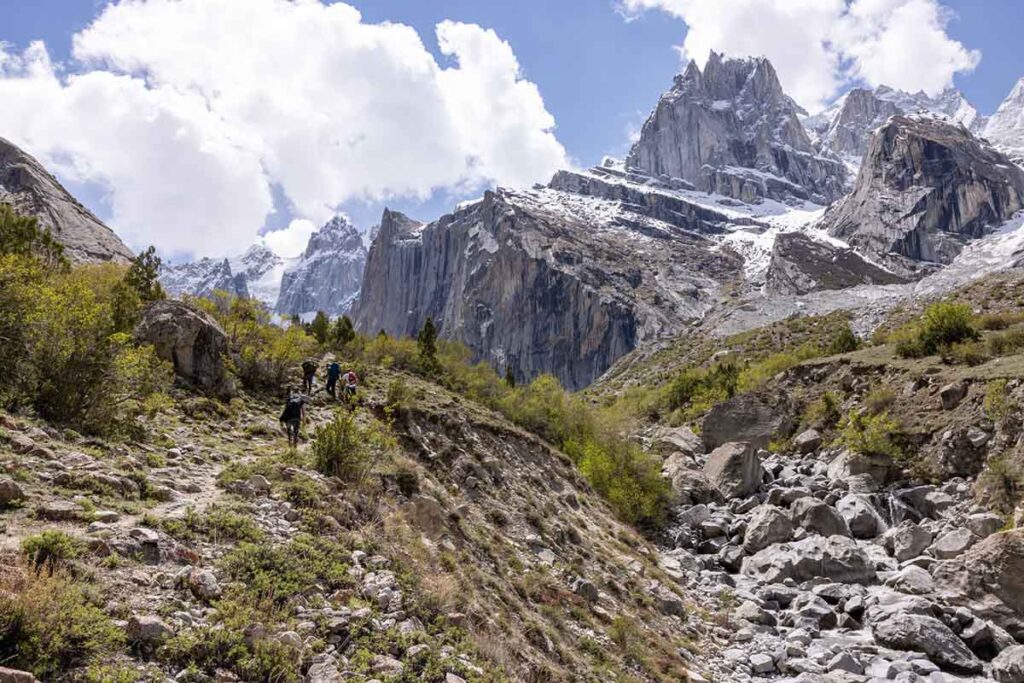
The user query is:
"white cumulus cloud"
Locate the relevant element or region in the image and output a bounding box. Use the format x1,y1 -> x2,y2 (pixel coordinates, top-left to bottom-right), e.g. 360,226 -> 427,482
0,0 -> 568,256
619,0 -> 980,112
261,219 -> 317,260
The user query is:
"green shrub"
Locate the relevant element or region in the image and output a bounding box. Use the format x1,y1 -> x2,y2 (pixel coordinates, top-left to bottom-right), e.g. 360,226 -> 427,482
827,324 -> 860,355
313,411 -> 394,482
946,339 -> 990,366
0,565 -> 124,677
568,438 -> 670,529
984,379 -> 1014,421
160,505 -> 265,544
976,311 -> 1024,331
0,202 -> 66,267
499,375 -> 594,446
21,530 -> 84,570
987,327 -> 1024,357
838,410 -> 905,460
895,302 -> 979,358
219,535 -> 354,605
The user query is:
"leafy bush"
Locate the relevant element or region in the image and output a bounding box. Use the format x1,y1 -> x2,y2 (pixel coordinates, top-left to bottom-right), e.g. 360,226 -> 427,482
838,410 -> 905,460
895,302 -> 979,358
827,324 -> 860,355
568,438 -> 670,529
219,535 -> 354,605
498,375 -> 594,446
987,327 -> 1024,357
313,411 -> 394,482
976,311 -> 1024,331
984,379 -> 1014,421
21,530 -> 84,570
1,262 -> 172,434
0,564 -> 124,677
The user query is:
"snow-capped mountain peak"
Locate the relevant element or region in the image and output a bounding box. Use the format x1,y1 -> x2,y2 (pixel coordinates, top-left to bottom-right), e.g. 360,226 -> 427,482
984,77 -> 1024,160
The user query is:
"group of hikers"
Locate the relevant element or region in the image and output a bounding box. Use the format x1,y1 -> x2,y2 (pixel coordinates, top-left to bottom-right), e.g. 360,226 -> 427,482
279,359 -> 359,448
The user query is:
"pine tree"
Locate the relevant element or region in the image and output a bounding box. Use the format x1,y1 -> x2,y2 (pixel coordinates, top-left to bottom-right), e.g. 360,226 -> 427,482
504,364 -> 516,388
417,316 -> 438,370
310,311 -> 330,344
123,246 -> 166,303
333,315 -> 356,347
0,203 -> 67,268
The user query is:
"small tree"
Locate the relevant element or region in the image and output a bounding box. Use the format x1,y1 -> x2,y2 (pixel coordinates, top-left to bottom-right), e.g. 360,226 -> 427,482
310,311 -> 330,344
417,316 -> 439,371
112,246 -> 166,332
333,315 -> 355,348
0,203 -> 66,269
504,364 -> 516,388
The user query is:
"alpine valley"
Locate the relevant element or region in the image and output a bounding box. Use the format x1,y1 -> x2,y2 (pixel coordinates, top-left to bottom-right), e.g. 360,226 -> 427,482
9,47 -> 1024,683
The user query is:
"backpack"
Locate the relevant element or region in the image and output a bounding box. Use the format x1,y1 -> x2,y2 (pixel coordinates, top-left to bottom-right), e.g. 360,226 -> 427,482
280,395 -> 303,422
328,363 -> 341,379
302,361 -> 317,375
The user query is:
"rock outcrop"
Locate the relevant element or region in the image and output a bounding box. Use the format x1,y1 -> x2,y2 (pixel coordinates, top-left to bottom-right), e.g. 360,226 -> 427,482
353,172 -> 742,389
0,136 -> 134,264
765,231 -> 907,295
818,116 -> 1024,278
135,300 -> 230,394
626,52 -> 846,204
275,216 -> 367,317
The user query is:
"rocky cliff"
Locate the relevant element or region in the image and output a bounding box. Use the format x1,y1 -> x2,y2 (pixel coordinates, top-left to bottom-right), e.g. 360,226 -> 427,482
275,216 -> 366,317
0,136 -> 134,264
353,171 -> 744,389
818,116 -> 1024,278
626,52 -> 847,205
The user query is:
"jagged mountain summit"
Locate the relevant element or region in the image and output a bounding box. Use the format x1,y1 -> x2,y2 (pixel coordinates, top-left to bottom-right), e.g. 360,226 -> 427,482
626,52 -> 847,205
984,77 -> 1024,161
0,136 -> 134,264
817,115 -> 1024,279
275,215 -> 367,318
808,86 -> 984,168
160,216 -> 366,318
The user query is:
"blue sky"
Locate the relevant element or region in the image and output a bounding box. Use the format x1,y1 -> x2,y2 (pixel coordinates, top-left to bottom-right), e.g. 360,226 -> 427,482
1,0 -> 1023,258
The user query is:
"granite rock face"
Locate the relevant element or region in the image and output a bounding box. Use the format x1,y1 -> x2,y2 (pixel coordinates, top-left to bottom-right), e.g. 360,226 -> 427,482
626,52 -> 846,204
0,136 -> 134,264
352,171 -> 743,389
161,257 -> 251,301
275,216 -> 367,317
819,116 -> 1024,278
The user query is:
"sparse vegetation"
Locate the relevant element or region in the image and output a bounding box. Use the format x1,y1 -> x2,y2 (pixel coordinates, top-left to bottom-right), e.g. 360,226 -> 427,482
312,410 -> 395,482
21,530 -> 84,570
838,409 -> 905,461
894,301 -> 979,358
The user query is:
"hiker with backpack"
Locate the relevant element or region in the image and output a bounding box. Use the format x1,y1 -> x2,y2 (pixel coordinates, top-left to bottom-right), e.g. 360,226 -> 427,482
279,388 -> 306,448
301,359 -> 318,394
326,361 -> 342,399
343,370 -> 359,403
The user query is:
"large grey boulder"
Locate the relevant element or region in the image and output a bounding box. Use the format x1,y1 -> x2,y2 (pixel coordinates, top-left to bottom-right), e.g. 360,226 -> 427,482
992,645 -> 1024,683
789,497 -> 850,538
870,612 -> 982,674
933,530 -> 1024,639
741,535 -> 876,585
703,442 -> 762,499
649,425 -> 703,458
135,300 -> 230,394
888,522 -> 933,561
743,505 -> 794,553
827,450 -> 896,485
668,469 -> 724,506
836,494 -> 888,539
819,116 -> 1024,279
929,528 -> 977,559
702,392 -> 794,452
0,136 -> 133,264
